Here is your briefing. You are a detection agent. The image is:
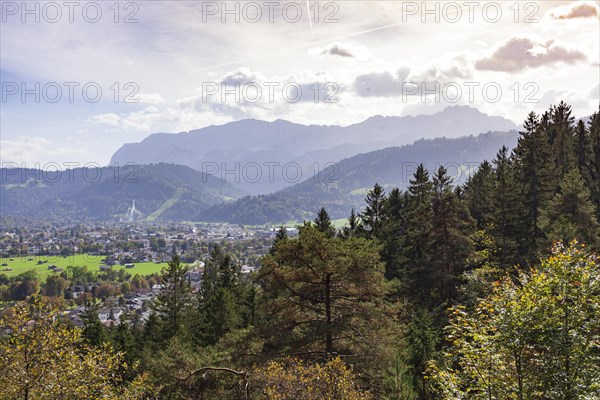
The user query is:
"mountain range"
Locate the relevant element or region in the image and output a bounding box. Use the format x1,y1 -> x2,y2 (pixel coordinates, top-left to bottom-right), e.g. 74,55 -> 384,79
111,105 -> 518,194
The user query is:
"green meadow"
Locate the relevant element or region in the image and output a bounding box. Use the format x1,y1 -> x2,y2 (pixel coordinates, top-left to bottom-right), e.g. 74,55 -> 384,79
0,254 -> 167,280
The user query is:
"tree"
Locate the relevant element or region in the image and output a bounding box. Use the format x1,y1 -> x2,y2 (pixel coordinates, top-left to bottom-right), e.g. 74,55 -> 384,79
402,164 -> 434,300
269,226 -> 288,255
380,188 -> 408,280
540,168 -> 600,249
0,297 -> 156,400
314,207 -> 336,238
194,245 -> 250,346
257,224 -> 396,379
428,166 -> 474,302
490,146 -> 523,268
339,208 -> 361,239
152,254 -> 192,341
512,112 -> 555,262
81,303 -> 108,346
429,242 -> 600,399
360,183 -> 386,239
463,160 -> 494,230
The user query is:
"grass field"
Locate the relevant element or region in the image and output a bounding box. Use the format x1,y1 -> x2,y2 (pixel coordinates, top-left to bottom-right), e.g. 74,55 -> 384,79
0,254 -> 167,280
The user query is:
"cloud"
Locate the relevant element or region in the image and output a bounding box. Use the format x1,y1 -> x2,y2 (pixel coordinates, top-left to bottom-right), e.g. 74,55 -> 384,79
0,137 -> 88,165
547,1 -> 599,19
475,37 -> 586,72
308,42 -> 374,61
90,113 -> 121,126
133,93 -> 166,105
353,68 -> 411,97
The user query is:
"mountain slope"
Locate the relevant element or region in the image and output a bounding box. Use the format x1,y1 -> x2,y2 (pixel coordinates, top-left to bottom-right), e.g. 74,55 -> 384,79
196,131 -> 519,224
110,106 -> 518,194
0,163 -> 240,221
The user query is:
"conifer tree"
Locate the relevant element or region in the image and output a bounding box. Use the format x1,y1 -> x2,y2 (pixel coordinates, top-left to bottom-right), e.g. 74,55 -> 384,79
403,165 -> 434,301
429,166 -> 475,302
512,111 -> 555,263
463,160 -> 494,230
152,254 -> 192,341
360,183 -> 386,239
340,208 -> 361,239
314,207 -> 336,238
540,168 -> 600,248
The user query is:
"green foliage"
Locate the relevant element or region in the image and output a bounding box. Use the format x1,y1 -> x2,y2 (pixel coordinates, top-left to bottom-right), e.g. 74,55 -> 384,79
256,224 -> 398,383
429,242 -> 600,399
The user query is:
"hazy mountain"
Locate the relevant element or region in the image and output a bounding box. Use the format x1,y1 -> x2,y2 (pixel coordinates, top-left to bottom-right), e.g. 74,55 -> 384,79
0,163 -> 240,221
196,130 -> 520,224
110,106 -> 518,194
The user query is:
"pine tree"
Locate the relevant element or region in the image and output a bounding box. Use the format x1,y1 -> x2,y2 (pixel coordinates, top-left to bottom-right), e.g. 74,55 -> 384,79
429,166 -> 475,302
512,111 -> 555,263
540,168 -> 600,249
548,101 -> 576,180
360,183 -> 386,239
490,146 -> 522,268
81,304 -> 107,346
463,160 -> 494,230
152,254 -> 192,341
380,188 -> 408,280
195,245 -> 247,346
269,226 -> 288,255
314,207 -> 336,238
340,208 -> 361,239
402,165 -> 434,301
587,110 -> 600,219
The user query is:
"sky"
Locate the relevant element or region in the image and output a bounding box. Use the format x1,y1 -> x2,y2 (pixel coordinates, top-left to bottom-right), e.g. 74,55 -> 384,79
1,0 -> 599,166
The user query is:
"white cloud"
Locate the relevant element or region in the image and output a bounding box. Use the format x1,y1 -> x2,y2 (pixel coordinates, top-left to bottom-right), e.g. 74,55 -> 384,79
133,93 -> 166,105
547,1 -> 599,19
0,137 -> 89,165
475,37 -> 586,72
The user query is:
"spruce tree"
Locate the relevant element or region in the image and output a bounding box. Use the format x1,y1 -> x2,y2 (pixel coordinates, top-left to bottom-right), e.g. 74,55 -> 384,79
463,160 -> 494,229
340,208 -> 361,239
429,166 -> 474,302
403,164 -> 434,302
490,146 -> 522,268
314,207 -> 336,238
152,254 -> 192,341
540,168 -> 600,249
360,183 -> 386,239
512,111 -> 555,263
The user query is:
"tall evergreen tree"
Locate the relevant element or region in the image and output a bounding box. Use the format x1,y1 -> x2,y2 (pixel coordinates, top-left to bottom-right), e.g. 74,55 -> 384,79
512,111 -> 555,263
548,101 -> 576,180
402,165 -> 434,301
269,226 -> 288,255
152,254 -> 192,341
463,160 -> 494,230
314,207 -> 336,238
490,146 -> 522,268
340,208 -> 361,239
380,188 -> 408,280
540,168 -> 600,249
428,166 -> 474,302
587,110 -> 600,219
194,245 -> 248,346
360,183 -> 386,239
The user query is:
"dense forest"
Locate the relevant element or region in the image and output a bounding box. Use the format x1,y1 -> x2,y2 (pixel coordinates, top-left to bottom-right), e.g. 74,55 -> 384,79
1,102 -> 599,399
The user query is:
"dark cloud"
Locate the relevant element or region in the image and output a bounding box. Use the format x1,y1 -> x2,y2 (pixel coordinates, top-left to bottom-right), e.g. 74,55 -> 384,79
475,37 -> 586,72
